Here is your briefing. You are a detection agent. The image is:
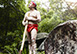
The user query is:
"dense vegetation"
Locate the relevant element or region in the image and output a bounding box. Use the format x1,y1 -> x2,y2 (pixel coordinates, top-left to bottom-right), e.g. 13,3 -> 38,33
0,0 -> 77,54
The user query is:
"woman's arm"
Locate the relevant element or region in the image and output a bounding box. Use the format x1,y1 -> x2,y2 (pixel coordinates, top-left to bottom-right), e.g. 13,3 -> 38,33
22,12 -> 28,25
37,11 -> 41,22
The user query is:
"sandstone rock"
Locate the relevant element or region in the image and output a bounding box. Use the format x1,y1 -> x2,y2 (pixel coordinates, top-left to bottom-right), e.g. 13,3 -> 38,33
44,20 -> 77,54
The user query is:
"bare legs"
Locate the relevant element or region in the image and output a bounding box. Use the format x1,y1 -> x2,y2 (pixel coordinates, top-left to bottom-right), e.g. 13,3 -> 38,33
26,31 -> 32,54
31,29 -> 37,54
27,29 -> 37,54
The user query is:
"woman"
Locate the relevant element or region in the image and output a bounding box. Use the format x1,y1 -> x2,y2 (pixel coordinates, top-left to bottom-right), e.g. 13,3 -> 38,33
22,1 -> 41,54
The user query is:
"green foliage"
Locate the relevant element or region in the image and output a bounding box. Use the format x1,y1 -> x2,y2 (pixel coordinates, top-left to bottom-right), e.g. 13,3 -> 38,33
2,45 -> 27,54
38,17 -> 63,33
3,44 -> 18,54
22,48 -> 27,54
37,51 -> 45,54
0,0 -> 27,53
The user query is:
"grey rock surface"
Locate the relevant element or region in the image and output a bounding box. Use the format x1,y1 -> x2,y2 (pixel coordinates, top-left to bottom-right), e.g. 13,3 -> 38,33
44,20 -> 77,54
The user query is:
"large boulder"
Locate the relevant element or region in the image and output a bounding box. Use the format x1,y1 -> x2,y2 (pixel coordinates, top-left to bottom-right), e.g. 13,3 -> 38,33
44,20 -> 77,54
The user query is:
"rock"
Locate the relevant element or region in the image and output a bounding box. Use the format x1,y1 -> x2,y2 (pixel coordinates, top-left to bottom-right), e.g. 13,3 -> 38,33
36,33 -> 48,48
37,33 -> 48,40
38,40 -> 45,51
44,20 -> 77,54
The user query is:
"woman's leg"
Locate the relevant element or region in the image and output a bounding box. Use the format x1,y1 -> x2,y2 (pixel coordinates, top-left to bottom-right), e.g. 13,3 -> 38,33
31,29 -> 37,54
26,32 -> 32,54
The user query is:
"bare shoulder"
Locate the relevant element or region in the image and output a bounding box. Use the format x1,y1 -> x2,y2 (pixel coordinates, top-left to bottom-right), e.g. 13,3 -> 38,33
24,11 -> 30,16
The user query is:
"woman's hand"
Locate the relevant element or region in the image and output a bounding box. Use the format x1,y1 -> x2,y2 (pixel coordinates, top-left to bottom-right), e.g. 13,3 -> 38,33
22,20 -> 28,25
22,17 -> 28,25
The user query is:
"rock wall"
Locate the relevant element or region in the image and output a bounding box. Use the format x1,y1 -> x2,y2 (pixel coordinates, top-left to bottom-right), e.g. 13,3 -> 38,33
44,20 -> 77,54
